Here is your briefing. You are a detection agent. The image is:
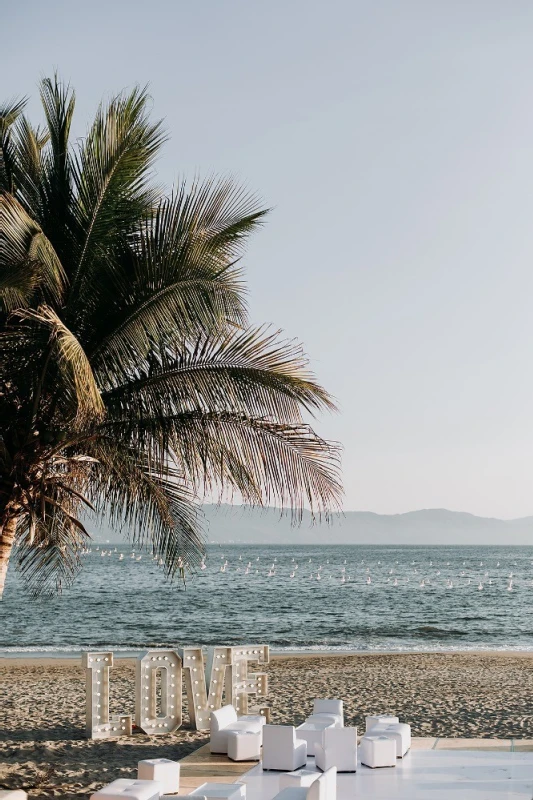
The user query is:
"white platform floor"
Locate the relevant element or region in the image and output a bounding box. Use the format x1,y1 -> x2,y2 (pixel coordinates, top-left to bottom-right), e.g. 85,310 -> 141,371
239,751 -> 533,799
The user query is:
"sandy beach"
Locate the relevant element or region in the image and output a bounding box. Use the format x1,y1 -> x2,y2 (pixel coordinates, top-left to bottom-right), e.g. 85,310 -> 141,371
2,651 -> 533,799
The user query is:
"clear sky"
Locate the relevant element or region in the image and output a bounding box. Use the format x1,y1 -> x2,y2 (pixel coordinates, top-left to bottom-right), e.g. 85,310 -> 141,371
4,1 -> 533,519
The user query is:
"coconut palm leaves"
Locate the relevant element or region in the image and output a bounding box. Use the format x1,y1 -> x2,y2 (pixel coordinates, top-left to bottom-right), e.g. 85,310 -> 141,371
0,194 -> 66,310
0,75 -> 342,597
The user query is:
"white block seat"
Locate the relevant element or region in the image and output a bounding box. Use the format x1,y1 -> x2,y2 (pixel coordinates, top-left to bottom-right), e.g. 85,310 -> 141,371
0,792 -> 27,800
307,699 -> 343,728
210,705 -> 266,754
262,725 -> 307,771
227,729 -> 261,761
162,797 -> 203,800
279,769 -> 322,789
315,727 -> 357,772
360,736 -> 397,768
365,714 -> 399,733
90,779 -> 162,800
305,714 -> 340,729
296,720 -> 334,757
138,759 -> 180,794
189,785 -> 245,800
273,767 -> 336,800
371,722 -> 411,757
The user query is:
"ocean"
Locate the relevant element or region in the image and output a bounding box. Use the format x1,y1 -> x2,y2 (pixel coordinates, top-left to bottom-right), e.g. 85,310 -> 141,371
2,544 -> 533,657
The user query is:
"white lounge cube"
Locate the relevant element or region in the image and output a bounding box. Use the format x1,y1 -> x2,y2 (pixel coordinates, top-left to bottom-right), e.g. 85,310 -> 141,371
138,759 -> 180,794
0,792 -> 28,800
162,796 -> 204,800
360,736 -> 397,768
279,769 -> 320,789
210,705 -> 266,754
315,727 -> 357,773
296,720 -> 334,756
90,779 -> 162,800
371,722 -> 411,757
365,714 -> 399,733
227,730 -> 261,761
190,784 -> 246,800
262,725 -> 308,771
306,699 -> 344,728
162,797 -> 203,800
273,767 -> 336,800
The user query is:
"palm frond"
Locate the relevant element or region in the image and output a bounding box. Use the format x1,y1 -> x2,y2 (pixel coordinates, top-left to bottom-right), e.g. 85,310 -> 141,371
86,437 -> 204,576
102,326 -> 336,421
10,115 -> 49,214
16,514 -> 88,596
105,409 -> 342,521
84,180 -> 266,368
15,305 -> 104,424
14,446 -> 95,596
0,97 -> 27,193
0,193 -> 66,311
68,85 -> 166,304
38,75 -> 76,264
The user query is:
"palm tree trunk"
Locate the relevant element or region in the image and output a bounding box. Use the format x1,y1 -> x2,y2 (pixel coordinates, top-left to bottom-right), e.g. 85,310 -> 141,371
0,515 -> 18,599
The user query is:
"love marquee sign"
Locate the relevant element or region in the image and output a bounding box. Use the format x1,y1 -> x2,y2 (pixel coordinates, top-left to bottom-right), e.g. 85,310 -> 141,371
82,644 -> 269,739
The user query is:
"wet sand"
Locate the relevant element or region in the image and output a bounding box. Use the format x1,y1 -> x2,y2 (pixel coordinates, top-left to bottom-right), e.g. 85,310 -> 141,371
2,652 -> 533,799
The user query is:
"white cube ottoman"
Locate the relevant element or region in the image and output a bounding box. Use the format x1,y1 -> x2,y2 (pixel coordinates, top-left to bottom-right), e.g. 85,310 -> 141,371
0,792 -> 27,800
162,797 -> 204,800
90,779 -> 162,800
365,714 -> 399,733
190,784 -> 246,800
360,736 -> 397,768
227,730 -> 261,761
279,769 -> 320,789
296,720 -> 333,756
162,797 -> 203,800
372,722 -> 411,757
138,759 -> 180,794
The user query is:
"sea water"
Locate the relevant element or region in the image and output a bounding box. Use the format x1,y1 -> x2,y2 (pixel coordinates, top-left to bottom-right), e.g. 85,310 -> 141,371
2,544 -> 533,656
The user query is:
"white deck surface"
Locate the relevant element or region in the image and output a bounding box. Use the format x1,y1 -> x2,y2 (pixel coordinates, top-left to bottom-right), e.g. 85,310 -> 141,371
239,751 -> 533,799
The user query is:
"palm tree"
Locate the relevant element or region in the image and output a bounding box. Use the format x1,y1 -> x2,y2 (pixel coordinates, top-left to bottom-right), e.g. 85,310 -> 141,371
0,76 -> 342,598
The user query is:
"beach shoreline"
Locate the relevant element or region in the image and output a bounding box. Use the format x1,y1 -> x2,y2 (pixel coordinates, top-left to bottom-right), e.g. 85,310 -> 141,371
6,647 -> 533,666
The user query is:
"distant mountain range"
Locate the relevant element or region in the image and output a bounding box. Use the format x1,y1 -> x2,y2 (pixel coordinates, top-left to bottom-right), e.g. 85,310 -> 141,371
90,505 -> 533,546
201,505 -> 533,546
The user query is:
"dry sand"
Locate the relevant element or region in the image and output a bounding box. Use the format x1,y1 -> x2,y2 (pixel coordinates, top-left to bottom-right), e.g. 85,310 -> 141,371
2,652 -> 533,799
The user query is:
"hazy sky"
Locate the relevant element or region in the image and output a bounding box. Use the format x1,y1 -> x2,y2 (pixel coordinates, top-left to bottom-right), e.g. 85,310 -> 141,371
5,1 -> 533,518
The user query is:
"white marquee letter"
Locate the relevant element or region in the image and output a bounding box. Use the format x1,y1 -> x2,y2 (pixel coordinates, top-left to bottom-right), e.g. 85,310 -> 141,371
135,650 -> 182,735
182,646 -> 231,730
182,645 -> 270,730
83,651 -> 132,739
227,645 -> 270,718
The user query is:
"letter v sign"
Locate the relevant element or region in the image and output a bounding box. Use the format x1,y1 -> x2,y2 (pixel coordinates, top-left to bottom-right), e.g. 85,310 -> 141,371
181,645 -> 269,731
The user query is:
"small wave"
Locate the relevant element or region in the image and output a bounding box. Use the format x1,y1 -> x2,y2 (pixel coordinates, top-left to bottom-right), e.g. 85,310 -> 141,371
415,626 -> 469,638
